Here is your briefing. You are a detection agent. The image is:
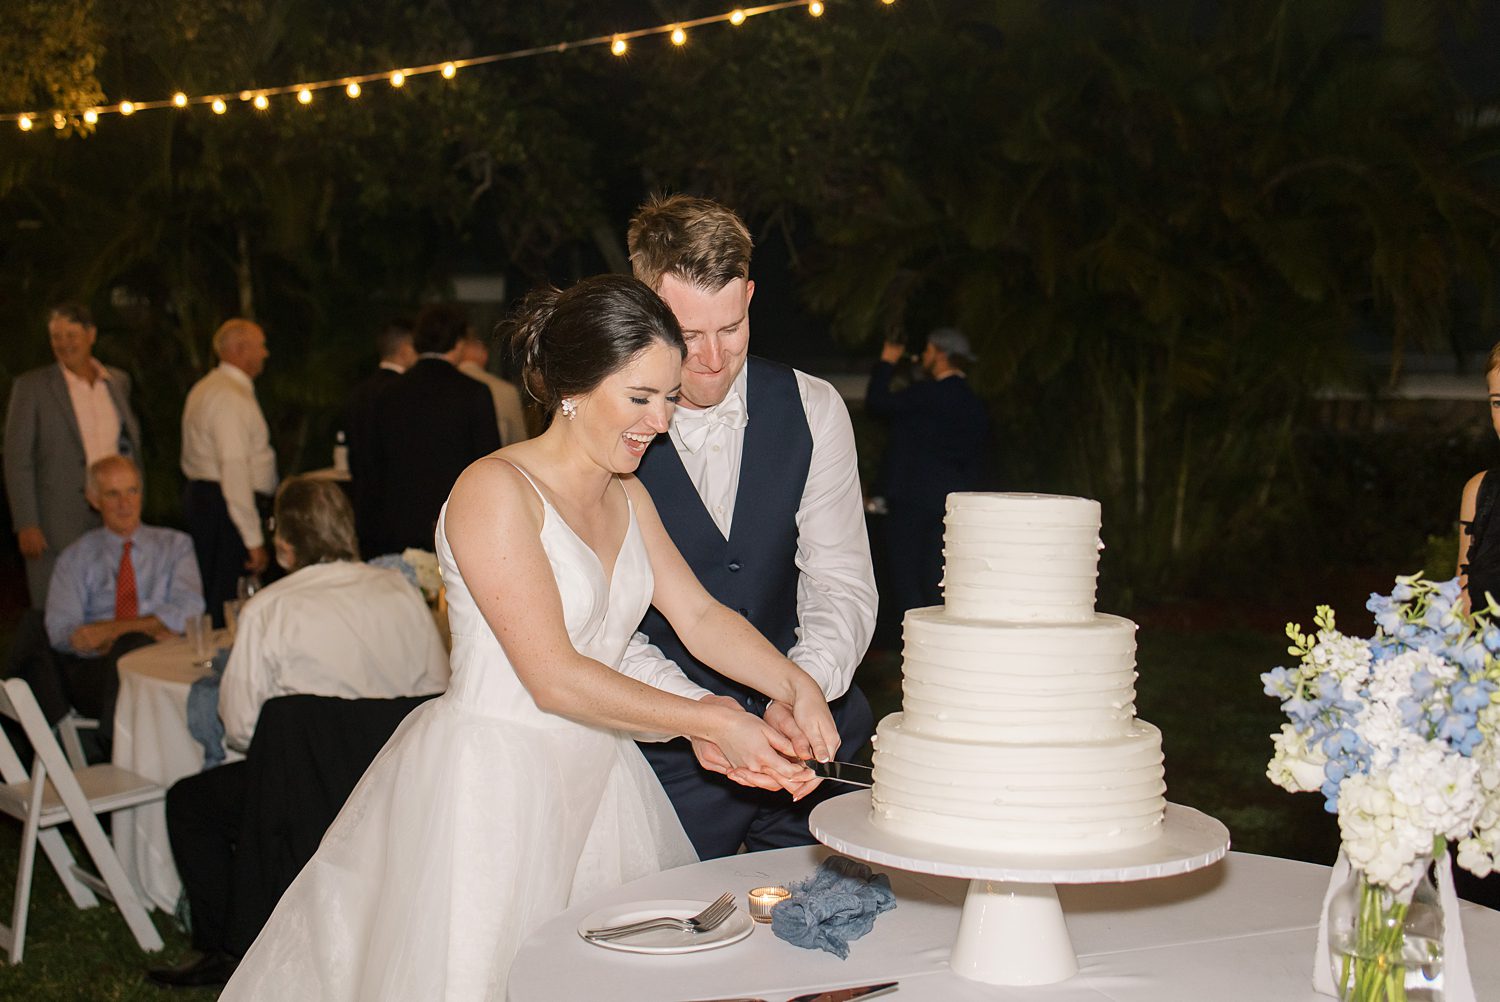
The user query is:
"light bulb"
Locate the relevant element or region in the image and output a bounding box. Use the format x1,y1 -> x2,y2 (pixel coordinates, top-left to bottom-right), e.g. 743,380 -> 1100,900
346,81 -> 361,98
611,37 -> 627,56
173,92 -> 188,108
212,98 -> 227,114
297,88 -> 313,104
253,94 -> 269,110
730,9 -> 746,25
119,101 -> 136,116
53,113 -> 66,129
239,90 -> 252,101
671,26 -> 686,45
18,115 -> 33,131
809,0 -> 824,14
83,109 -> 98,124
390,71 -> 406,87
441,62 -> 457,79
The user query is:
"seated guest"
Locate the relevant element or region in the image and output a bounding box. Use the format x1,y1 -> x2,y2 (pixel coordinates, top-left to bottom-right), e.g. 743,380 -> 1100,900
149,475 -> 449,988
44,455 -> 204,752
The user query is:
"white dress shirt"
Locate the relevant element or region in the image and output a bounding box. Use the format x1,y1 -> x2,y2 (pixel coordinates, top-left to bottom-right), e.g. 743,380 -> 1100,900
180,362 -> 278,549
218,560 -> 451,750
61,360 -> 123,471
619,363 -> 877,703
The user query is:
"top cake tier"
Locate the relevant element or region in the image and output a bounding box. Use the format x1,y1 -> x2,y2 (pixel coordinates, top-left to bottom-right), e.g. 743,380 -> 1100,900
941,492 -> 1103,622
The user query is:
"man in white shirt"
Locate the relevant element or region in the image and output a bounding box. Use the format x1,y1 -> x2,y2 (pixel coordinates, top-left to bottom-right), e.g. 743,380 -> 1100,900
623,194 -> 878,857
180,318 -> 278,626
3,302 -> 142,606
456,332 -> 529,446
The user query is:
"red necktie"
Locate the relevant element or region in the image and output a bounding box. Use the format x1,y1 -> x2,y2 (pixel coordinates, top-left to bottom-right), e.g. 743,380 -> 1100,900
115,540 -> 138,620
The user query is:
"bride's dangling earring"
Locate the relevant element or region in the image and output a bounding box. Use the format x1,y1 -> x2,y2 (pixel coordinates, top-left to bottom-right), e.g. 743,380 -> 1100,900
560,398 -> 577,421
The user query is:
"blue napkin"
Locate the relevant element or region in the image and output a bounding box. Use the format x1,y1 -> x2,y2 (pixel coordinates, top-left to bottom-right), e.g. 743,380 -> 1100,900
186,648 -> 231,769
770,856 -> 896,959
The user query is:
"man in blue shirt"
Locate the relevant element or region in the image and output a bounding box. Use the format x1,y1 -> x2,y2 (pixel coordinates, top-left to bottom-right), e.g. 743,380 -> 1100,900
46,455 -> 205,753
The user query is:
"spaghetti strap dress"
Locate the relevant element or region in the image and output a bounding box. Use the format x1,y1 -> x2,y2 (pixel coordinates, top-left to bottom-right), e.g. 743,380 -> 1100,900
221,469 -> 697,1000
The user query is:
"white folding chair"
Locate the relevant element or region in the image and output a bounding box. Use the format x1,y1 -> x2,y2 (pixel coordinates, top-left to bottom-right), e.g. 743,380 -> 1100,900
56,711 -> 99,771
0,677 -> 164,963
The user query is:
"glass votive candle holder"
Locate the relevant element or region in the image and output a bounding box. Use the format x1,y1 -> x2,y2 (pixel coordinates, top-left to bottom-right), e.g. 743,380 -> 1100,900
748,885 -> 790,923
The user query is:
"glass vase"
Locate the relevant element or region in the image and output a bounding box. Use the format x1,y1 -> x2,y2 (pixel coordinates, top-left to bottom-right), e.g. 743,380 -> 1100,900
1326,856 -> 1445,1002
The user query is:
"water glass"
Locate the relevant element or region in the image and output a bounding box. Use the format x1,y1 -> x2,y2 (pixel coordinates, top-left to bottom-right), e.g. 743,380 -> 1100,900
185,613 -> 213,663
224,599 -> 245,642
236,575 -> 261,601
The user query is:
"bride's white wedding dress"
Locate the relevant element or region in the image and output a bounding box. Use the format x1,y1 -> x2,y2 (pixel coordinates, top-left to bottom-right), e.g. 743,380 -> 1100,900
222,470 -> 697,1000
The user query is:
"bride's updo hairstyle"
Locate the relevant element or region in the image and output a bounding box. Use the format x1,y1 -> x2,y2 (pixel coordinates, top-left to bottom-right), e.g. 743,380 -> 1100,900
506,274 -> 686,418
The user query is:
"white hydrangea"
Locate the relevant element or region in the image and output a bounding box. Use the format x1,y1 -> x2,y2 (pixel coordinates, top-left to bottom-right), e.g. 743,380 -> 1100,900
1338,771 -> 1434,891
401,548 -> 443,601
1310,632 -> 1374,701
1267,724 -> 1327,793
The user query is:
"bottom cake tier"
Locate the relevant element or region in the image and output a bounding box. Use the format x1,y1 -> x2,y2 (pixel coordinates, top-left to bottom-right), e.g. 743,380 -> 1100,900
869,712 -> 1166,854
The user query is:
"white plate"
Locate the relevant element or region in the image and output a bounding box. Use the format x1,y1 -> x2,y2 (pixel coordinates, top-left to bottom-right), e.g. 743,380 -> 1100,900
577,898 -> 754,955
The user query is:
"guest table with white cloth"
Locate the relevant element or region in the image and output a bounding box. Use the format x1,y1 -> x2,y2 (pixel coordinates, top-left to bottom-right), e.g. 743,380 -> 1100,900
112,632 -> 240,913
509,840 -> 1500,1001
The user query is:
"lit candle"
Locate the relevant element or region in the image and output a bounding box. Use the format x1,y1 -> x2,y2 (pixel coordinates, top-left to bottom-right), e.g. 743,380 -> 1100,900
748,885 -> 790,923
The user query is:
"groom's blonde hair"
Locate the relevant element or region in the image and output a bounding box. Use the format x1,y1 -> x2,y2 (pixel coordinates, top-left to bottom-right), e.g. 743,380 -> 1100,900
627,194 -> 752,293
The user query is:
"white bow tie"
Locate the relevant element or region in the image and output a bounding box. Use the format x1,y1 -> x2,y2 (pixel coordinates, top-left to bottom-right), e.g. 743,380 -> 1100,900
675,392 -> 748,454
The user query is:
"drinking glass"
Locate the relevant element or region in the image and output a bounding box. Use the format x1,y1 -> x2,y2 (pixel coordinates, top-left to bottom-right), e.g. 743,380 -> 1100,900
186,613 -> 213,665
224,599 -> 245,643
236,575 -> 261,601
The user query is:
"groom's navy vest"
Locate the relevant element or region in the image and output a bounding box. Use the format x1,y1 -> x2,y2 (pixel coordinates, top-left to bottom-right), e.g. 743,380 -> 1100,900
634,357 -> 813,712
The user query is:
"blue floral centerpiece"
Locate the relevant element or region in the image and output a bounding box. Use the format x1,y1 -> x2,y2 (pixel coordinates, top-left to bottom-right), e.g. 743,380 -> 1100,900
1262,575 -> 1497,1002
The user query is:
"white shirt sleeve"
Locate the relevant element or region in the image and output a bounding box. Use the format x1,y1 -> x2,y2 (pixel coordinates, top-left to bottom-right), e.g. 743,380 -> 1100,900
616,630 -> 716,708
787,372 -> 878,700
211,392 -> 267,550
218,597 -> 275,751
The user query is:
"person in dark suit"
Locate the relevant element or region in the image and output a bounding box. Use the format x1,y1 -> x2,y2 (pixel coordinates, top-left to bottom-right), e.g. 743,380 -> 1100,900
342,319 -> 416,557
364,305 -> 501,554
867,327 -> 992,614
3,302 -> 142,607
623,194 -> 879,859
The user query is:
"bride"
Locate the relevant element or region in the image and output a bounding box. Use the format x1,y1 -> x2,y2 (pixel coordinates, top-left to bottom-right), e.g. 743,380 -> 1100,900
221,275 -> 838,1000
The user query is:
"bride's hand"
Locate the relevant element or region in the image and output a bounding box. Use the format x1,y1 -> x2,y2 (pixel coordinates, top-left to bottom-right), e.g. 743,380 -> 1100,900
704,703 -> 816,795
689,695 -> 740,776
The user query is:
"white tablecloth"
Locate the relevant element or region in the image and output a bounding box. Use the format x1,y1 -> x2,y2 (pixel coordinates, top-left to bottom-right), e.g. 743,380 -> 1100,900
509,844 -> 1500,1001
112,632 -> 241,913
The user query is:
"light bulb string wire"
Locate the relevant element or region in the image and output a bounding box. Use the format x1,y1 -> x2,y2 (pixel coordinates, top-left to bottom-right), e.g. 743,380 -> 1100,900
4,1 -> 824,125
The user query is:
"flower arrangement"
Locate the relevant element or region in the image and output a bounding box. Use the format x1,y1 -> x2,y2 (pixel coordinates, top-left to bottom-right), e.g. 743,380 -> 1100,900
369,548 -> 444,604
1263,574 -> 1500,1000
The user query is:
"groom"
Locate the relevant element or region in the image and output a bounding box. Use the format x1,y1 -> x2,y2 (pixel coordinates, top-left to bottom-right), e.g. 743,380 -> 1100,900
622,194 -> 878,858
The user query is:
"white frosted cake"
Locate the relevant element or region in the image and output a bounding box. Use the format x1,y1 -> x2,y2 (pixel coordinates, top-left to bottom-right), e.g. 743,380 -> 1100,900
870,493 -> 1166,854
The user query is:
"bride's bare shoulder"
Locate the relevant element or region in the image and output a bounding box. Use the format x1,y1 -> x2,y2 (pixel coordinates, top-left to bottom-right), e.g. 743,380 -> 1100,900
448,454 -> 543,527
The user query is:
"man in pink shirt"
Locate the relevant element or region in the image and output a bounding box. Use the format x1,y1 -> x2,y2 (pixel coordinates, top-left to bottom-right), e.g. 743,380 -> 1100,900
4,302 -> 142,606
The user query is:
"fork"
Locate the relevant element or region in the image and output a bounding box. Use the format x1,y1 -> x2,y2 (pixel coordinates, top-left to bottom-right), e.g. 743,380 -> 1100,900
583,892 -> 737,940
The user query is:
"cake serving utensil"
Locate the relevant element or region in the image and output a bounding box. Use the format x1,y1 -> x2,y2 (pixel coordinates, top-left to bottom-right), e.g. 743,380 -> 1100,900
803,760 -> 873,788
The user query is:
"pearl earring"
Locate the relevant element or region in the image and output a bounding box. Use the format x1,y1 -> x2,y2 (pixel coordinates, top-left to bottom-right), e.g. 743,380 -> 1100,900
560,398 -> 577,421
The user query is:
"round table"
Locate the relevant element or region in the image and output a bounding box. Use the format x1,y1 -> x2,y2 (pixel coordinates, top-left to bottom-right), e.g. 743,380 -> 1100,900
508,839 -> 1500,1001
112,631 -> 241,913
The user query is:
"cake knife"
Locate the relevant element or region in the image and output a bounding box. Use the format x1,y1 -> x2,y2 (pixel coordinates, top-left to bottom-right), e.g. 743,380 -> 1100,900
804,760 -> 873,788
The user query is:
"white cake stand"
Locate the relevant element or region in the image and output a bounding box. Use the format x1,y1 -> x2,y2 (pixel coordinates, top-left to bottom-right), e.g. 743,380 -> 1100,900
809,791 -> 1230,987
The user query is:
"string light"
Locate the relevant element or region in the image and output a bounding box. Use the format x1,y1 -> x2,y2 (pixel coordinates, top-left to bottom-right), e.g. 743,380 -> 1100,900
3,1 -> 848,127
53,113 -> 66,129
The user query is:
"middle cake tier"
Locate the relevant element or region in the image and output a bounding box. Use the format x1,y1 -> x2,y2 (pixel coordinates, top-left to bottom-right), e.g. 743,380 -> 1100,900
899,608 -> 1140,742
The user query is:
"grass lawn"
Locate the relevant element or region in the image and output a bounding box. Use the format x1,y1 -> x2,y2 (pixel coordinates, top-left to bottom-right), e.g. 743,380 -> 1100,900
0,622 -> 1339,999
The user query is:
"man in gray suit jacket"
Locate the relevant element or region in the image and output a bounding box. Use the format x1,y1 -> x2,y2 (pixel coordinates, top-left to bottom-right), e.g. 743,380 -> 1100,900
4,303 -> 142,607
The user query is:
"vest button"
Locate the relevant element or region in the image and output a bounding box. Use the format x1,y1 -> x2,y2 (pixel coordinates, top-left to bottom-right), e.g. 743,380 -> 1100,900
727,560 -> 742,572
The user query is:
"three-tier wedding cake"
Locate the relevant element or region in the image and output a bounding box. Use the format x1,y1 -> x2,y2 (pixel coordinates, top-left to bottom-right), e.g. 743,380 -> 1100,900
869,492 -> 1166,854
